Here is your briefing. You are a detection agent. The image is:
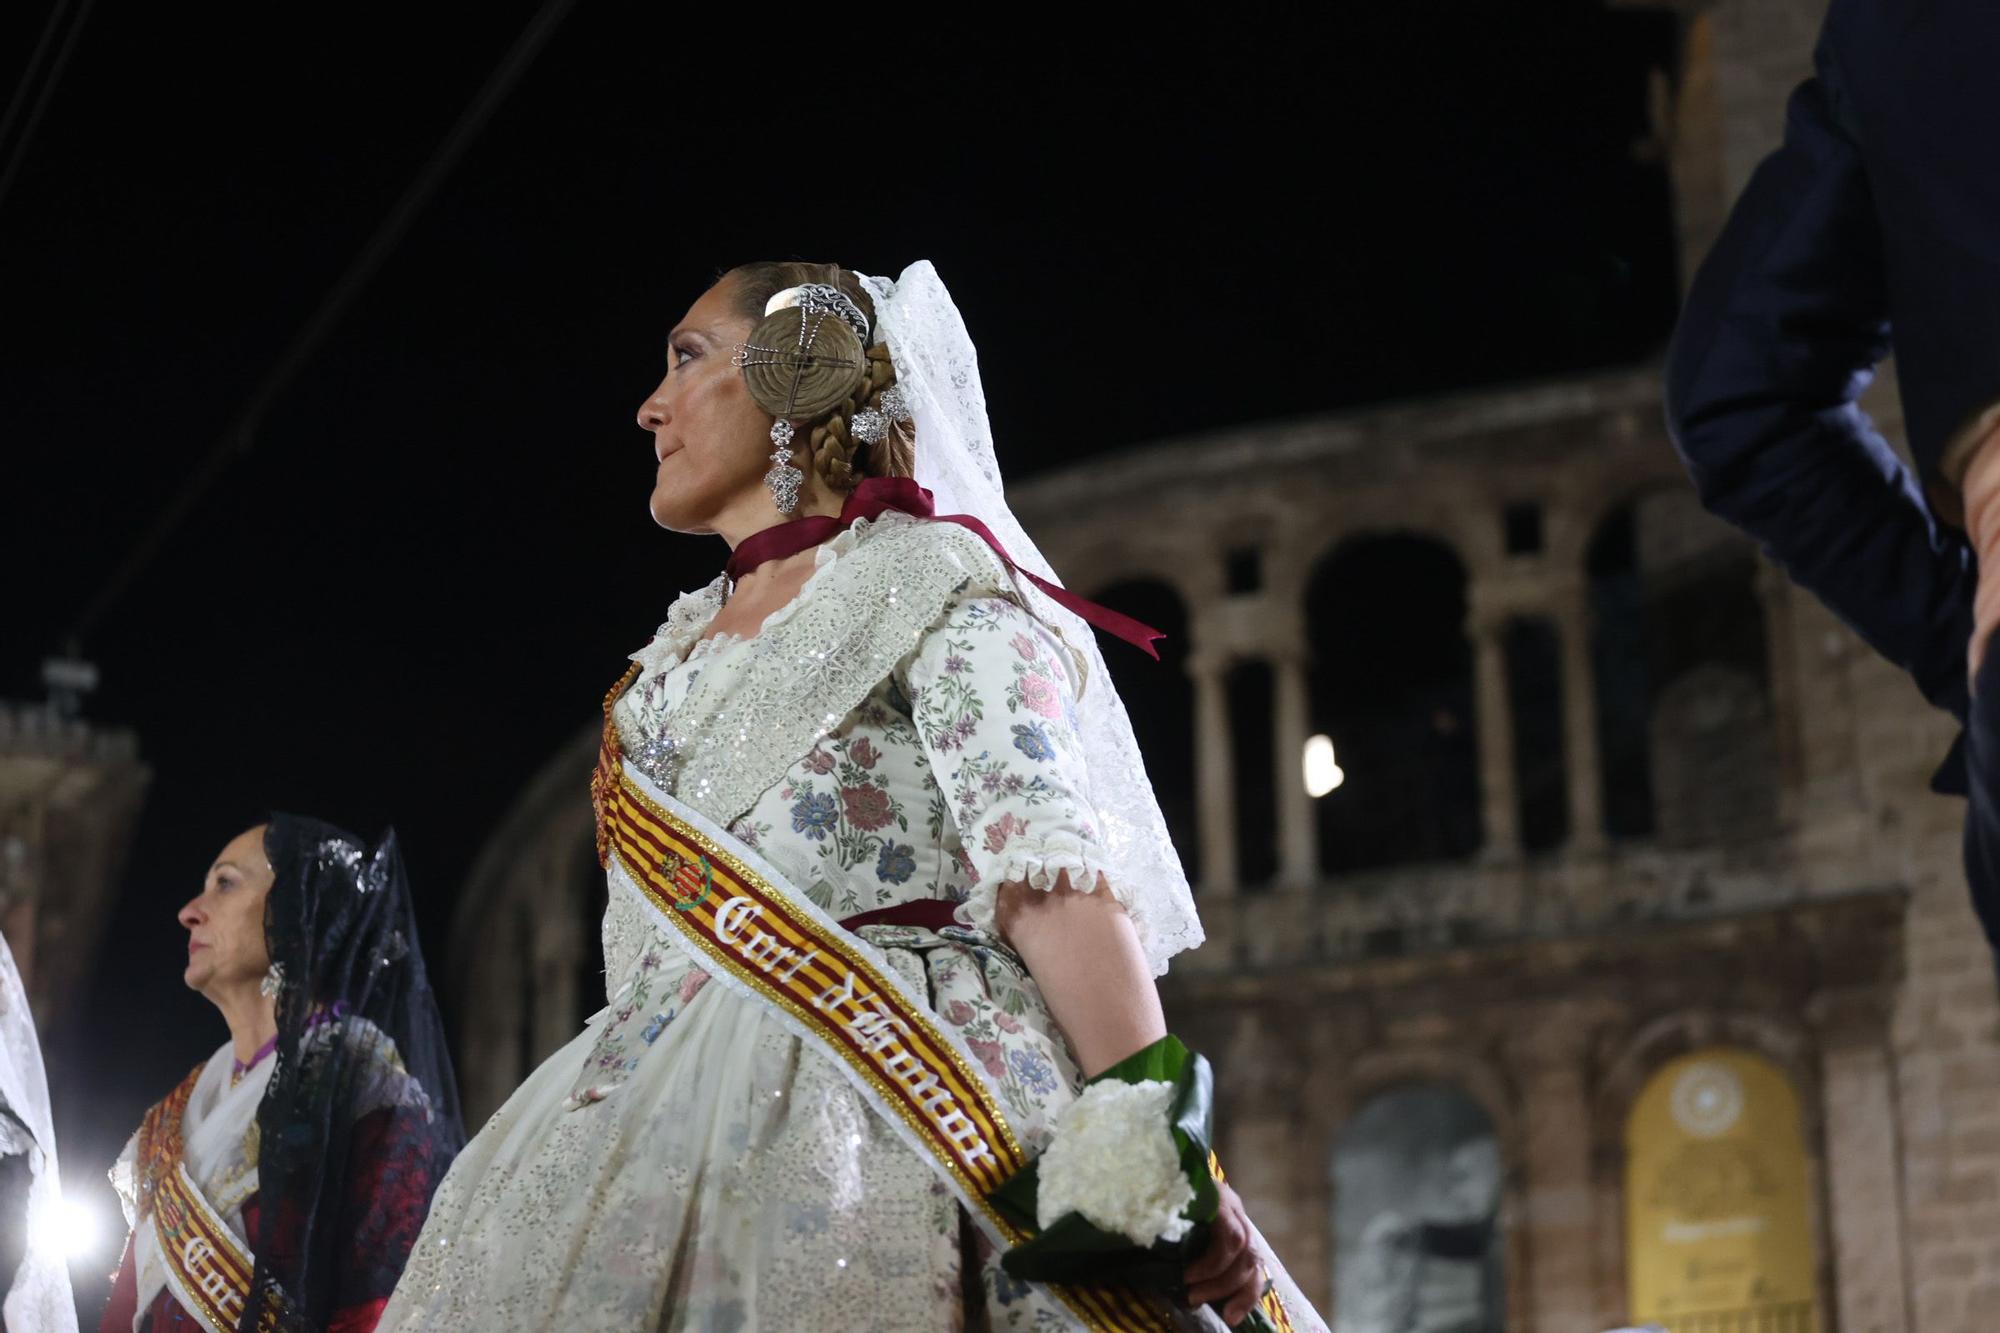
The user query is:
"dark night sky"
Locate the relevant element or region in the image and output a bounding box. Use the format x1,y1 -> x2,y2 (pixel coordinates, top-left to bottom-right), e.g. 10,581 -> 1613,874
0,1 -> 1680,1307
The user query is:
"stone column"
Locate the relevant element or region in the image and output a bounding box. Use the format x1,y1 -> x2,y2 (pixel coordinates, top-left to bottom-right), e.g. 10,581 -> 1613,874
1512,1021 -> 1597,1331
1756,562 -> 1805,824
1810,989 -> 1912,1333
1552,577 -> 1607,854
1470,612 -> 1521,862
1190,651 -> 1238,897
1272,649 -> 1317,889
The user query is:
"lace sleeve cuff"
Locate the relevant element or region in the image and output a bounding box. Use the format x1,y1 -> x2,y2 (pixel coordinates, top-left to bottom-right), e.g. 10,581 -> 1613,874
954,836 -> 1136,939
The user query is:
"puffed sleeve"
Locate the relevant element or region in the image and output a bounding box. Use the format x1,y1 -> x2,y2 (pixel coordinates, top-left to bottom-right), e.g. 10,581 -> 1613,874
898,592 -> 1126,936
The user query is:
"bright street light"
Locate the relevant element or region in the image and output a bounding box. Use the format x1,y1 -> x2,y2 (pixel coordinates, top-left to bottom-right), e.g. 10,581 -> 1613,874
30,1190 -> 105,1264
1303,734 -> 1345,798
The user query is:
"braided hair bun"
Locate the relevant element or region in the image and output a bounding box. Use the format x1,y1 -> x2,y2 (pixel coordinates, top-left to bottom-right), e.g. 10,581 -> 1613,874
725,261 -> 915,491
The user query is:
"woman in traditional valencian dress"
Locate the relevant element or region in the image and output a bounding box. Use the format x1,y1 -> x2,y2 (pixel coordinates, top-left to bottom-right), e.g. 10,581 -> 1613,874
381,261 -> 1325,1331
1,927 -> 78,1333
100,817 -> 461,1333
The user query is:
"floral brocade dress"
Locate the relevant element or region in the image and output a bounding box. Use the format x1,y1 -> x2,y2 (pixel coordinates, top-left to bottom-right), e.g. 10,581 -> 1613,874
380,514 -> 1317,1332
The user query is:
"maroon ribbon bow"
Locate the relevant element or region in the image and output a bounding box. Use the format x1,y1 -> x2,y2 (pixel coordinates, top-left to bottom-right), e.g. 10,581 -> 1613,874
724,476 -> 1164,659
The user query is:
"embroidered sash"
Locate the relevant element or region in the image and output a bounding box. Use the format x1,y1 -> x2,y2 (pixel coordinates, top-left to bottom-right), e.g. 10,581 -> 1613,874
595,674 -> 1298,1332
134,1066 -> 284,1332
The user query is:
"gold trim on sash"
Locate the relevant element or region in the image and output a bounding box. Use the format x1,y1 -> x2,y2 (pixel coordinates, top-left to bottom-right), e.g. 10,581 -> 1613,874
606,778 -> 1025,1193
134,1065 -> 283,1332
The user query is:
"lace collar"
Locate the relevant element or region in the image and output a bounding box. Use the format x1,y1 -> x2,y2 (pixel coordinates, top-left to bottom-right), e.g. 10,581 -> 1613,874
620,512 -> 1013,828
627,520 -> 878,679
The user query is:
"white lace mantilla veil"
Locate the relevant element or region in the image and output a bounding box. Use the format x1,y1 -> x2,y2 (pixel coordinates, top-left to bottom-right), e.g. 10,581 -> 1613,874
0,930 -> 79,1333
857,261 -> 1205,975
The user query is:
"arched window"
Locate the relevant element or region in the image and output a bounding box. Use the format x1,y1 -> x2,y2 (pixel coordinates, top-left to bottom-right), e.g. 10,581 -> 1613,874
1650,666 -> 1778,847
1306,535 -> 1480,872
1623,1048 -> 1819,1330
1588,489 -> 1773,844
451,730 -> 607,1126
1332,1085 -> 1505,1333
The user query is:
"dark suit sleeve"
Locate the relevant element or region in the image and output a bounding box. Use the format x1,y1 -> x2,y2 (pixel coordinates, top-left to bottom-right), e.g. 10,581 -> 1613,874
1664,77 -> 1976,727
1819,0 -> 2000,486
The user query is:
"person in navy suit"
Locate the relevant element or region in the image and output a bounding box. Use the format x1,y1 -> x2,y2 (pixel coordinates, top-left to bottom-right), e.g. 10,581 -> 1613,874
1665,1 -> 2000,951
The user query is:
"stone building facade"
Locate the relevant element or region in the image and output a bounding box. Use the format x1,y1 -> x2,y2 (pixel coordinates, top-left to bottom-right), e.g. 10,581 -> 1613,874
448,3 -> 2000,1327
1011,363 -> 1985,1332
0,690 -> 149,1034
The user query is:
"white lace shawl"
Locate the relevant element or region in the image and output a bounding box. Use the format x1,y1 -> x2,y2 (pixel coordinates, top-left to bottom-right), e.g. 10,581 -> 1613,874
628,510 -> 1200,974
0,932 -> 77,1333
863,261 -> 1203,970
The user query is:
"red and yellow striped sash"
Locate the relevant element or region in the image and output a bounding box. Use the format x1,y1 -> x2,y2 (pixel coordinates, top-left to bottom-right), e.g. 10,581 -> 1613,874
135,1065 -> 282,1332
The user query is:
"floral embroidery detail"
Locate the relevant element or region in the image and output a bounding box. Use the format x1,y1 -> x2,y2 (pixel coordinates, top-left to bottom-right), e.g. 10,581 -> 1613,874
640,1011 -> 675,1044
841,784 -> 894,831
966,1037 -> 1007,1079
1015,672 -> 1061,719
943,654 -> 970,675
790,791 -> 839,840
803,747 -> 837,775
849,736 -> 881,769
1009,632 -> 1038,661
1010,721 -> 1056,762
678,970 -> 710,1004
982,811 -> 1031,855
875,842 -> 916,884
1008,1047 -> 1060,1096
942,1000 -> 976,1025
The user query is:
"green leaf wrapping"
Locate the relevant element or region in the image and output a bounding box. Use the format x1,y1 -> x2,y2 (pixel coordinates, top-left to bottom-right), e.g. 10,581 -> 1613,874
989,1035 -> 1270,1328
1086,1033 -> 1190,1088
987,1157 -> 1041,1233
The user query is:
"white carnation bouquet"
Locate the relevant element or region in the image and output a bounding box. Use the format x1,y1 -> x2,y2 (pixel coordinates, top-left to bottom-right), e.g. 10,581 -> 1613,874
989,1036 -> 1279,1331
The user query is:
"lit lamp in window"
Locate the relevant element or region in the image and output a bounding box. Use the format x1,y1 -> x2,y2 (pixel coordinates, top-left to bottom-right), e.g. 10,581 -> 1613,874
1303,734 -> 1345,798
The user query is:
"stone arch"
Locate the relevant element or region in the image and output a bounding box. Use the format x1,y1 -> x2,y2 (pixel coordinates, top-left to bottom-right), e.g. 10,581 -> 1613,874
1329,1079 -> 1516,1333
1584,486 -> 1769,841
1305,532 -> 1481,871
1056,539 -> 1212,611
1303,516 -> 1476,583
1337,1046 -> 1525,1167
450,721 -> 603,1127
1587,1009 -> 1831,1327
1555,456 -> 1715,574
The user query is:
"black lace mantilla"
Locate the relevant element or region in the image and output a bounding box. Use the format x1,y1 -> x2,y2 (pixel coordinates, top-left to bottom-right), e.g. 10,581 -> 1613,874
242,814 -> 464,1331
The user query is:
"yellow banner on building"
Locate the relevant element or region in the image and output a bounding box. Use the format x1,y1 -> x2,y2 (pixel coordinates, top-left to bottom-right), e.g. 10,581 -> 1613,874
1624,1047 -> 1818,1327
